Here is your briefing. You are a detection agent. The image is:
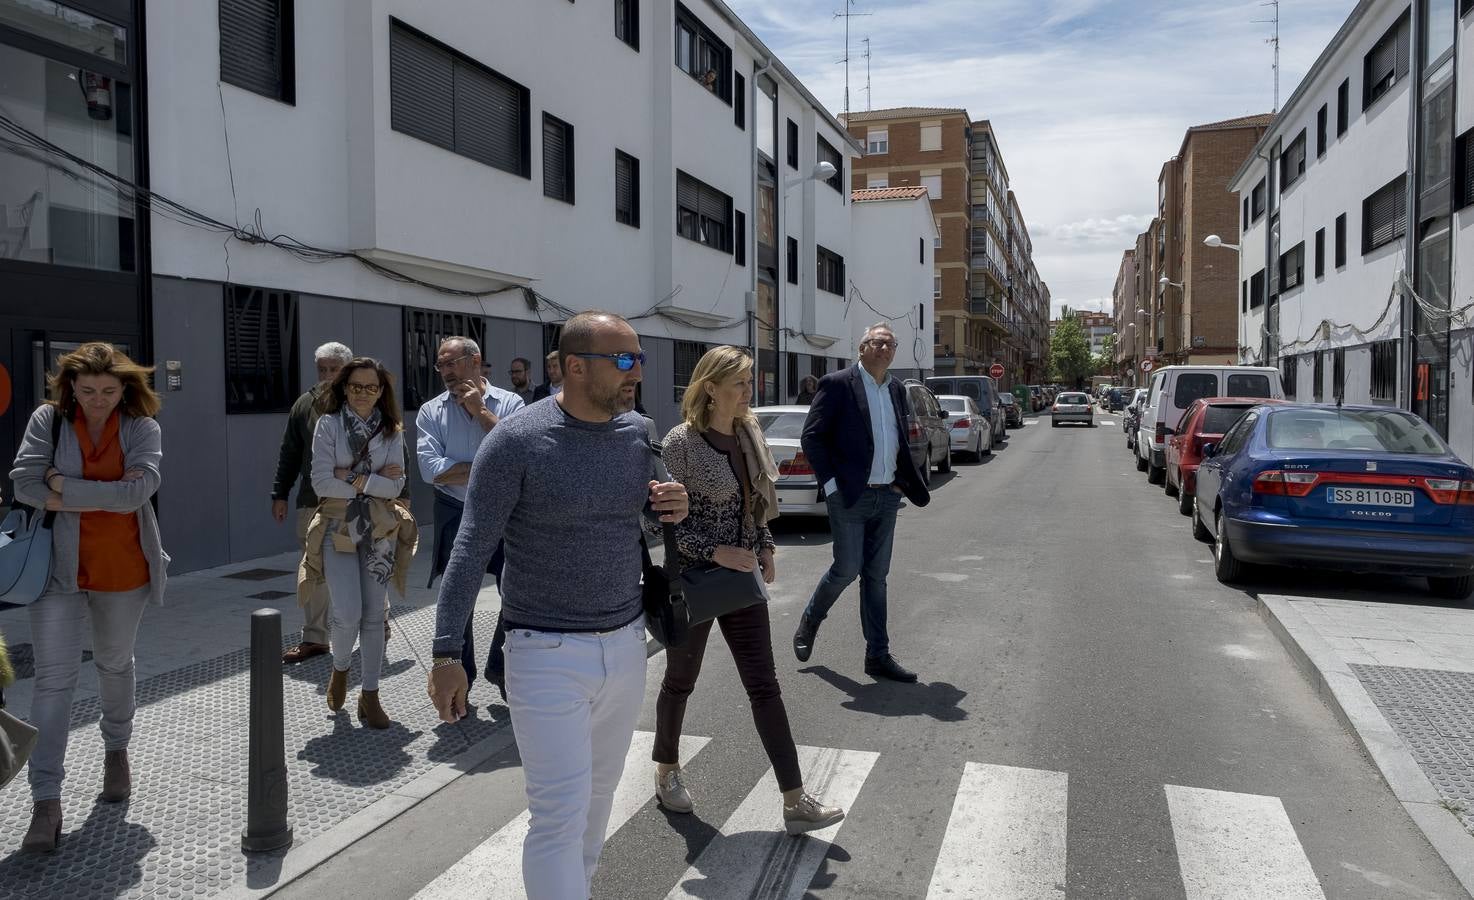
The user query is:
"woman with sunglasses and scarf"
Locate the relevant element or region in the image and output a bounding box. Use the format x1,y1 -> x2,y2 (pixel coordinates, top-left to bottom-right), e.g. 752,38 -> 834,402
299,358 -> 416,728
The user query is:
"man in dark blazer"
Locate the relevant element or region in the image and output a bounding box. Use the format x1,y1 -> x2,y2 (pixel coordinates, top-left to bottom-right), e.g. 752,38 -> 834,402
794,323 -> 930,682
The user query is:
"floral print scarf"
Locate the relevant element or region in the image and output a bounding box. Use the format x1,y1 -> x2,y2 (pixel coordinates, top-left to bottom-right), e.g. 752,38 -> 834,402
340,406 -> 396,585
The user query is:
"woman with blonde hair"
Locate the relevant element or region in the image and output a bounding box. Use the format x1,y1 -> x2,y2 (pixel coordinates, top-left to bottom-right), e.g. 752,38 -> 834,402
653,345 -> 844,834
298,357 -> 416,729
10,343 -> 167,852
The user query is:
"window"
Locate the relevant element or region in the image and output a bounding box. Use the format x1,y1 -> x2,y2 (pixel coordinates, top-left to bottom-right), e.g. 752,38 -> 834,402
220,0 -> 294,103
1174,374 -> 1218,409
920,123 -> 942,151
1332,348 -> 1346,402
673,340 -> 709,402
816,136 -> 843,193
1242,196 -> 1250,228
615,0 -> 638,50
919,237 -> 924,264
726,72 -> 745,130
614,150 -> 639,227
816,245 -> 844,295
734,210 -> 746,266
1313,352 -> 1325,401
1241,279 -> 1249,313
1361,174 -> 1407,253
1362,11 -> 1409,110
1278,242 -> 1304,292
674,3 -> 730,102
225,285 -> 298,413
867,128 -> 888,154
1250,178 -> 1266,221
1336,78 -> 1349,135
1314,228 -> 1325,278
542,113 -> 574,203
676,170 -> 732,251
866,175 -> 889,189
1282,355 -> 1298,398
1370,340 -> 1397,401
1249,268 -> 1266,309
1217,412 -> 1258,456
1225,373 -> 1273,397
542,322 -> 562,356
1335,213 -> 1347,266
390,21 -> 529,177
1316,104 -> 1327,157
933,275 -> 941,300
921,174 -> 942,199
1459,128 -> 1474,209
786,237 -> 798,284
1280,130 -> 1306,190
403,307 -> 486,410
786,119 -> 798,169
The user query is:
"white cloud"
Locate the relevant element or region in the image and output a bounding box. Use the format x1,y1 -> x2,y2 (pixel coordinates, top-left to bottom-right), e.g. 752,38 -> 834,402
1050,214 -> 1157,245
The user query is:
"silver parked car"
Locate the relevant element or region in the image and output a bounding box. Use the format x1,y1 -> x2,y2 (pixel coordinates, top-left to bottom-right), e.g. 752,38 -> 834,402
1051,391 -> 1095,427
937,395 -> 989,461
754,406 -> 827,517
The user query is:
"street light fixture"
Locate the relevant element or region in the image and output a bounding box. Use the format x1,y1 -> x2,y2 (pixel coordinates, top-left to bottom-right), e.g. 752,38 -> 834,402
784,161 -> 837,192
1203,234 -> 1240,252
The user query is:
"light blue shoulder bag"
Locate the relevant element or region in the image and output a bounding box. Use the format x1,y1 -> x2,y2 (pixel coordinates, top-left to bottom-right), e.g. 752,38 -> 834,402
0,407 -> 63,607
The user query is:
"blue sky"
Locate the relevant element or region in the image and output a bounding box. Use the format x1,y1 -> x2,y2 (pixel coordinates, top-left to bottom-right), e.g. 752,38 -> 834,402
728,0 -> 1353,318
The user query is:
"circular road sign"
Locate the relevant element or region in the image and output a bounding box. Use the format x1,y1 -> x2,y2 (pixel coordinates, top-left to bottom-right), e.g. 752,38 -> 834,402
1140,359 -> 1154,373
989,363 -> 1005,378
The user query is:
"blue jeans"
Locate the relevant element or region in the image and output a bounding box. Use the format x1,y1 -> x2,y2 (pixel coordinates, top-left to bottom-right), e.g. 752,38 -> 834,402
803,486 -> 901,658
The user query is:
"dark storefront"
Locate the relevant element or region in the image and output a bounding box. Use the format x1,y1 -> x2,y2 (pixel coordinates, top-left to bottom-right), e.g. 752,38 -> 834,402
0,0 -> 148,490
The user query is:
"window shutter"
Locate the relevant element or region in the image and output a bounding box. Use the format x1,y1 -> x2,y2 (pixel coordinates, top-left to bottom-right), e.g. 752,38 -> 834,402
456,62 -> 522,174
220,0 -> 283,98
390,26 -> 455,152
698,183 -> 728,224
543,116 -> 568,200
677,172 -> 698,214
1366,178 -> 1403,248
615,154 -> 634,221
1461,131 -> 1474,208
1394,16 -> 1410,79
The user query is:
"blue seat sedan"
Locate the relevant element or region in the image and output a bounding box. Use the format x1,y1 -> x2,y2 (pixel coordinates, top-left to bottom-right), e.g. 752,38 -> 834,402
1191,404 -> 1474,599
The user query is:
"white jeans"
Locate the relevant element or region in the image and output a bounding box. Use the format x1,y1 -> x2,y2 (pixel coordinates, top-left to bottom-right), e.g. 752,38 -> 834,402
506,617 -> 646,900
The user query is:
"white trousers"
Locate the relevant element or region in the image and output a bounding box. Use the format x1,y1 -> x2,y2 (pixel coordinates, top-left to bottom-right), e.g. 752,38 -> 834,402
506,617 -> 646,900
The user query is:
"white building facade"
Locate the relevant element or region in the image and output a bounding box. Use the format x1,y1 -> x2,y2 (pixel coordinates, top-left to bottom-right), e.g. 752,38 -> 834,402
1232,0 -> 1474,461
848,186 -> 938,381
141,0 -> 861,571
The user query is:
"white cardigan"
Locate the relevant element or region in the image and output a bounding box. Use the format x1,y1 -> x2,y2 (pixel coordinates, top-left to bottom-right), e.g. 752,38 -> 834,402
310,413 -> 408,502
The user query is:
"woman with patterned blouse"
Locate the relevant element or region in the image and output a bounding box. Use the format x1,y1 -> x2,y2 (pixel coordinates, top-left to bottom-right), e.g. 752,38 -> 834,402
653,345 -> 844,835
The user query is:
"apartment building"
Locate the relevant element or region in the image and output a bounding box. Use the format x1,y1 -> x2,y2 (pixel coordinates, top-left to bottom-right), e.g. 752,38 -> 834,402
848,186 -> 937,381
1078,310 -> 1113,356
0,0 -> 869,571
1112,249 -> 1140,384
1232,0 -> 1473,460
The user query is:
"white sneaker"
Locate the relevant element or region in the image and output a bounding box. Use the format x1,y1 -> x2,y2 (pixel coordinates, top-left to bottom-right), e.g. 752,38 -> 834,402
783,792 -> 844,835
656,767 -> 693,814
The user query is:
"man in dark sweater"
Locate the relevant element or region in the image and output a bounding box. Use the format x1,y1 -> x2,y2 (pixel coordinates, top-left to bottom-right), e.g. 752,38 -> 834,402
429,312 -> 687,898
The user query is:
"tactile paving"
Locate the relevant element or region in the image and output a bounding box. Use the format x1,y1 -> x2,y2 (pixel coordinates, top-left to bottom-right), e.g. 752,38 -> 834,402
1352,663 -> 1474,834
0,603 -> 507,898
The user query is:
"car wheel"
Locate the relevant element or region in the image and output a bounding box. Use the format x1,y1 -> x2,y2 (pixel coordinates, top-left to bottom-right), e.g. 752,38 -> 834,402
1135,448 -> 1148,472
982,430 -> 993,457
1164,468 -> 1179,497
1428,574 -> 1474,600
1213,510 -> 1245,583
938,444 -> 952,473
1191,497 -> 1213,542
1177,485 -> 1194,516
1147,462 -> 1165,485
1051,419 -> 1059,428
920,462 -> 931,488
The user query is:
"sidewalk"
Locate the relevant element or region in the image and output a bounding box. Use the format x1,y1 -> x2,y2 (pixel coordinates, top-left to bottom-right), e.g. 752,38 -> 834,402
1259,592 -> 1474,897
0,529 -> 511,899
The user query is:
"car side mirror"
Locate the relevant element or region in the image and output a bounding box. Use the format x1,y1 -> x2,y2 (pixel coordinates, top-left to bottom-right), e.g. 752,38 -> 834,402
1201,443 -> 1217,458
939,409 -> 949,419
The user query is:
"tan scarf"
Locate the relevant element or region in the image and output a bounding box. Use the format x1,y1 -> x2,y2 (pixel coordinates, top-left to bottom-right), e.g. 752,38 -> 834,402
735,418 -> 780,526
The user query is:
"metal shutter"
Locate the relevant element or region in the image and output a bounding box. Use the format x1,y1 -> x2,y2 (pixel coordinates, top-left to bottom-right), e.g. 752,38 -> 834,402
1366,179 -> 1403,248
1393,16 -> 1410,79
697,182 -> 728,224
455,61 -> 522,174
390,26 -> 454,152
220,0 -> 282,98
543,116 -> 569,201
615,153 -> 635,223
1462,132 -> 1474,208
676,172 -> 699,215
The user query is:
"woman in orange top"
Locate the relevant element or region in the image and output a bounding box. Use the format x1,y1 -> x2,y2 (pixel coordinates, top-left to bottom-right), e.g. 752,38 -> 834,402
9,343 -> 166,853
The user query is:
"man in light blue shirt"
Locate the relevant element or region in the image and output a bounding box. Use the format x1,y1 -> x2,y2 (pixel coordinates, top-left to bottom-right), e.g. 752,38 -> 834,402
417,336 -> 525,696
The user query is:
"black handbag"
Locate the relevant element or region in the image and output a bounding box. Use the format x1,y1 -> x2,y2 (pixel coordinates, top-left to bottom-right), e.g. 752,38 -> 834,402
681,563 -> 768,626
640,523 -> 689,648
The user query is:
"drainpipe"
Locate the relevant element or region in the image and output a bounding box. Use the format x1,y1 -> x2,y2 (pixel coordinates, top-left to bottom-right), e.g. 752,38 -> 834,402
750,58 -> 774,373
1399,0 -> 1421,414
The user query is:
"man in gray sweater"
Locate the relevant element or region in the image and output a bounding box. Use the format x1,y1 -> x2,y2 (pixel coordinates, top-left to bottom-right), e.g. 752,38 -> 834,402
429,312 -> 687,898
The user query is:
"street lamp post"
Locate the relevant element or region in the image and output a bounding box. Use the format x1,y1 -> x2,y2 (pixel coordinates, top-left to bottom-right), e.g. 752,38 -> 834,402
1203,234 -> 1247,362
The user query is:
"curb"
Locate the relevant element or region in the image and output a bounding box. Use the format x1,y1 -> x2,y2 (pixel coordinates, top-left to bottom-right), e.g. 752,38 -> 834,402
1256,593 -> 1474,898
218,720 -> 519,900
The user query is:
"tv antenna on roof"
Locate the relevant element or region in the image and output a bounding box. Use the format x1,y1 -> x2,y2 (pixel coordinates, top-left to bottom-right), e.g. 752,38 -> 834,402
834,1 -> 872,118
862,37 -> 872,111
1252,0 -> 1281,114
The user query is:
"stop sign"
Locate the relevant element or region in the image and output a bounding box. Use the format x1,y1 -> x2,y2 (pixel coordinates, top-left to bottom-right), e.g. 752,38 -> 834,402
989,363 -> 1005,378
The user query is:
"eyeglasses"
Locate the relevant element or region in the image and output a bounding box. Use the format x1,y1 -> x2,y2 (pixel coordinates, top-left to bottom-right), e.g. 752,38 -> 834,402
572,352 -> 646,371
346,383 -> 383,396
434,354 -> 471,373
865,340 -> 898,350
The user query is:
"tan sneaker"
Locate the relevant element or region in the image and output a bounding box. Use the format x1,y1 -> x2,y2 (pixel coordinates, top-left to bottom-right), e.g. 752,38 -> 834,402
656,767 -> 693,814
783,793 -> 844,835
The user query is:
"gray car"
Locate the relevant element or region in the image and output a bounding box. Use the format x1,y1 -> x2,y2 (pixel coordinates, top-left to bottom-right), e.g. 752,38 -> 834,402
904,381 -> 951,483
1051,391 -> 1095,427
925,375 -> 1006,450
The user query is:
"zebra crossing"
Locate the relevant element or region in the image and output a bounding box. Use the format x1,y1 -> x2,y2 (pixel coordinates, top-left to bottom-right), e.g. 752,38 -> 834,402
410,732 -> 1327,899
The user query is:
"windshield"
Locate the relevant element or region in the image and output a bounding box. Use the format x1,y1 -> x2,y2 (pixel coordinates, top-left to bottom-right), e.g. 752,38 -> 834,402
1266,409 -> 1450,454
756,412 -> 807,440
1058,393 -> 1088,404
999,394 -> 1015,406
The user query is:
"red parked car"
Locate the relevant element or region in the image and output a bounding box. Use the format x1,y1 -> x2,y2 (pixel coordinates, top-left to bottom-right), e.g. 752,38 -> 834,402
1165,398 -> 1286,515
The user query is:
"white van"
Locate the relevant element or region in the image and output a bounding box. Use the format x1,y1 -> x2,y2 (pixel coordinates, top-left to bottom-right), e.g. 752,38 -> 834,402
1134,365 -> 1283,484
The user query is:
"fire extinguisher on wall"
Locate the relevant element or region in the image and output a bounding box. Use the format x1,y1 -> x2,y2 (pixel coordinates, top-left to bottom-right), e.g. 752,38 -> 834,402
79,70 -> 113,121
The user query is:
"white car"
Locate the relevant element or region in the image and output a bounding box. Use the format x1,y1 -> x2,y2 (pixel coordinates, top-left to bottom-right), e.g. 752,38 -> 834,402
754,406 -> 827,517
1051,392 -> 1095,427
937,395 -> 989,461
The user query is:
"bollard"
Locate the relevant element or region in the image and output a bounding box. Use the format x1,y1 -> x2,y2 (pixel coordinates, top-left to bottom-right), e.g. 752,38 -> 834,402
241,608 -> 294,853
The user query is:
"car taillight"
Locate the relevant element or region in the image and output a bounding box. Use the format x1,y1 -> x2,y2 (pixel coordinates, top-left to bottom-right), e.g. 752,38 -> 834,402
778,452 -> 813,477
1154,422 -> 1167,443
1424,478 -> 1474,505
907,420 -> 922,440
952,418 -> 971,429
1253,470 -> 1319,496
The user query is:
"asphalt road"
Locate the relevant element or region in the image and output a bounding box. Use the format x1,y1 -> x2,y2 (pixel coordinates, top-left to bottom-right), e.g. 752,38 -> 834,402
274,410 -> 1467,899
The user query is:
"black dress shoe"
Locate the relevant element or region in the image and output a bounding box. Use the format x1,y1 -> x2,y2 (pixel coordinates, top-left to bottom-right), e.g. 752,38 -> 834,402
793,614 -> 818,663
864,654 -> 918,683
